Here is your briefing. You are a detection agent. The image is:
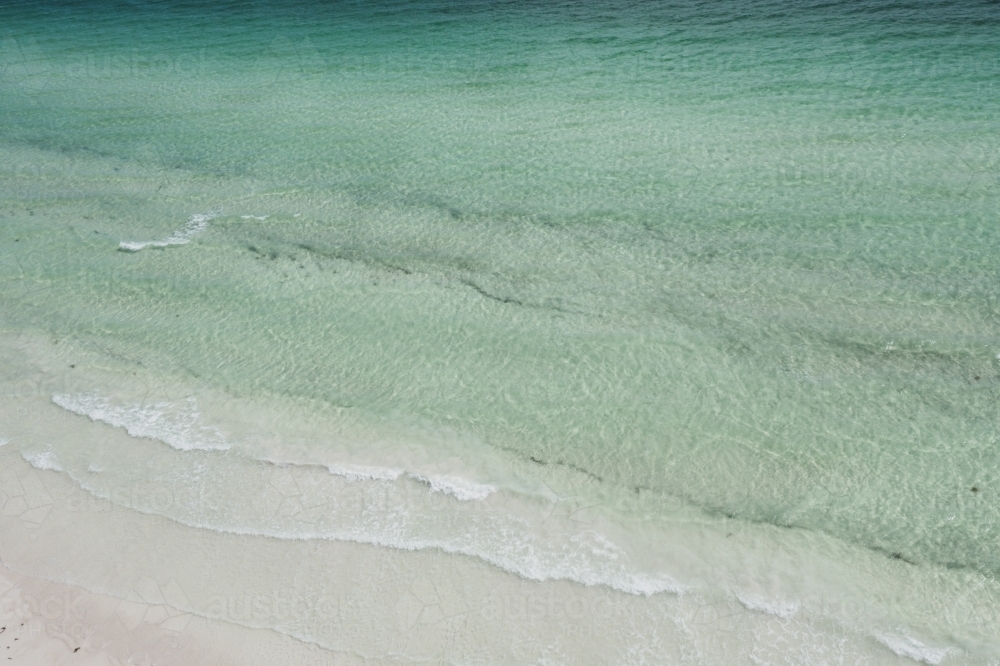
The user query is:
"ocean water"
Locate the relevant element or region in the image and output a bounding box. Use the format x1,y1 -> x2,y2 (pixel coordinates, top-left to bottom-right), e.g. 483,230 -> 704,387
2,0 -> 999,663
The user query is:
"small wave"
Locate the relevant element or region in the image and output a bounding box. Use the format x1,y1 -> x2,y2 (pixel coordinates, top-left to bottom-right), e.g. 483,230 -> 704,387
49,393 -> 673,596
22,449 -> 62,472
411,474 -> 496,501
0,436 -> 9,447
873,631 -> 955,665
327,463 -> 404,482
736,593 -> 799,618
52,393 -> 230,452
240,215 -> 269,220
118,210 -> 220,251
57,452 -> 683,597
271,458 -> 495,501
78,473 -> 684,597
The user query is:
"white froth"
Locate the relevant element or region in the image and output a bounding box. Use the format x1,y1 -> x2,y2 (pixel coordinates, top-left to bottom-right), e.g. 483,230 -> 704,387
326,463 -> 403,482
240,214 -> 269,220
52,393 -> 230,452
873,631 -> 955,665
0,436 -> 9,447
325,464 -> 492,497
118,210 -> 220,251
22,449 -> 62,472
570,531 -> 627,563
65,462 -> 683,597
411,473 -> 497,501
736,593 -> 799,618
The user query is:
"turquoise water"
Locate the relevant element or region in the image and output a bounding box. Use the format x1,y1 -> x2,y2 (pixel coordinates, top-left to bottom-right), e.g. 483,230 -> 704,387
2,1 -> 1000,663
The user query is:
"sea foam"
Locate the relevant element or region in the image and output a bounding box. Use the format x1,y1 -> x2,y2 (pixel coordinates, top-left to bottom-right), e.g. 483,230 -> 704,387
74,468 -> 686,598
873,631 -> 955,665
118,210 -> 219,251
52,393 -> 230,451
22,449 -> 63,472
47,390 -> 685,598
736,593 -> 799,618
326,463 -> 404,482
411,473 -> 496,500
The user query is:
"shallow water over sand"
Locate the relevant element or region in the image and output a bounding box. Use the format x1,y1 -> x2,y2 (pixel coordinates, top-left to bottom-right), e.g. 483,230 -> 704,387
2,1 -> 1000,663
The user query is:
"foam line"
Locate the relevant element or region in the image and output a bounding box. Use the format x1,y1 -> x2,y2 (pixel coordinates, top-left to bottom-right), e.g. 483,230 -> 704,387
52,393 -> 230,452
70,469 -> 686,597
21,449 -> 63,472
873,631 -> 955,665
326,463 -> 404,482
410,474 -> 497,500
118,210 -> 220,251
736,593 -> 799,619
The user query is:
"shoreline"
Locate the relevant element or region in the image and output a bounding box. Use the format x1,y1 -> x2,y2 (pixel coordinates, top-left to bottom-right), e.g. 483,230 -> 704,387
2,379 -> 995,665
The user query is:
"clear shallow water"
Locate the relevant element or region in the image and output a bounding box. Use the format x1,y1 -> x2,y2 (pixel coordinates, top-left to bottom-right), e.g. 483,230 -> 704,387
2,0 -> 1000,663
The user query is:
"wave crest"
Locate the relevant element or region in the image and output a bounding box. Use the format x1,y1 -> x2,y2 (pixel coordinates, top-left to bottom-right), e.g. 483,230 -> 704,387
118,210 -> 220,251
